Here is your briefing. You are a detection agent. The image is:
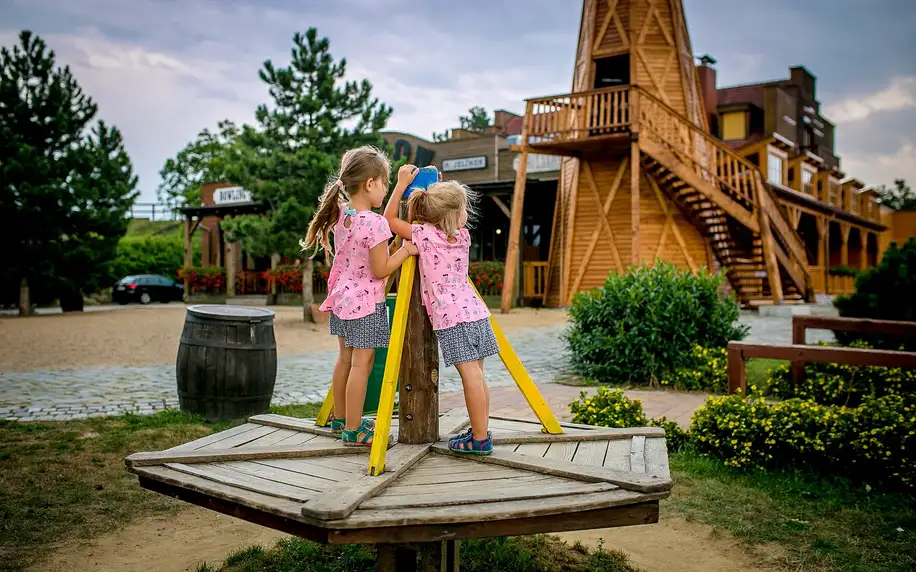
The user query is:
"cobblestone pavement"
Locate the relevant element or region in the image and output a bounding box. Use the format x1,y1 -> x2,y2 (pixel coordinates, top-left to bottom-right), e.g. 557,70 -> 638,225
0,309 -> 834,422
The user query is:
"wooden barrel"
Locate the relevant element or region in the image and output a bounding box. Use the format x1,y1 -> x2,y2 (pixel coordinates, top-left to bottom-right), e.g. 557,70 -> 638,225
176,305 -> 277,421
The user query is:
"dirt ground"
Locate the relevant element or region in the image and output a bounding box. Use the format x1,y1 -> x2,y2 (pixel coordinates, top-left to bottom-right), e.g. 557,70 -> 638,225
0,306 -> 568,372
32,506 -> 775,572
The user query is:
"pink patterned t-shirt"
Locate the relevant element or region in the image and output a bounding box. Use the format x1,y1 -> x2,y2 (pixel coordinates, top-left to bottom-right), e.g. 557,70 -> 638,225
412,223 -> 490,331
319,207 -> 392,320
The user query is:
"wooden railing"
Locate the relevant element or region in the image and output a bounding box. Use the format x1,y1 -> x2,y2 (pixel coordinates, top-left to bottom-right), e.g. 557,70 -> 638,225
790,315 -> 916,386
827,274 -> 855,295
526,86 -> 630,144
523,261 -> 548,299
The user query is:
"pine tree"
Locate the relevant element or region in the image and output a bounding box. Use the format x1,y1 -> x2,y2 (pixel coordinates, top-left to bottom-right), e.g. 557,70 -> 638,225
0,31 -> 137,314
222,28 -> 392,321
157,120 -> 240,208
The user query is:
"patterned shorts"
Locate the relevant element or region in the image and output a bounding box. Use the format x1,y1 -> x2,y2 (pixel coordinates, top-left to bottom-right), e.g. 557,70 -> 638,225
329,302 -> 390,349
436,318 -> 500,367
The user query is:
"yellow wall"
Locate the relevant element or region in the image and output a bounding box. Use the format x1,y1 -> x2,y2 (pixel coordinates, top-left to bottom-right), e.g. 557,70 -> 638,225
891,210 -> 916,244
721,112 -> 747,141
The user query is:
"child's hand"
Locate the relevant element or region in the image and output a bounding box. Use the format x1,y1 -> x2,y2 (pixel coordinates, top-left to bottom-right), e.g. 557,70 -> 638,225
397,164 -> 419,187
402,241 -> 419,256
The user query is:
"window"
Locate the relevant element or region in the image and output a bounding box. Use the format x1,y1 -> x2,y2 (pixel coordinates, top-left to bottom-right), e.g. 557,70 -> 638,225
721,112 -> 747,141
828,180 -> 838,205
802,169 -> 814,195
767,153 -> 784,185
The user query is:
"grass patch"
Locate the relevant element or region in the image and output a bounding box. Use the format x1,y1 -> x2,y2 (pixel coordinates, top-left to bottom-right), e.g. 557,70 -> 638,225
746,358 -> 784,389
667,451 -> 916,572
0,403 -> 319,572
193,535 -> 640,572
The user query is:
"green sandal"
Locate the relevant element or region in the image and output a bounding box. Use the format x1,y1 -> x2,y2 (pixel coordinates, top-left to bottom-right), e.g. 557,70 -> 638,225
330,416 -> 375,434
342,419 -> 375,447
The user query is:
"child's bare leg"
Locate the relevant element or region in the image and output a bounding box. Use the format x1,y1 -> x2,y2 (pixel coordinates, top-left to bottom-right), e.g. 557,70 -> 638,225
332,337 -> 352,421
345,347 -> 375,431
480,359 -> 490,414
455,360 -> 489,440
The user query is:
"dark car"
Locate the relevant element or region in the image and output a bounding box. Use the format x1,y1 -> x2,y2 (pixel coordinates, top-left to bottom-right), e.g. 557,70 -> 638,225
113,275 -> 184,305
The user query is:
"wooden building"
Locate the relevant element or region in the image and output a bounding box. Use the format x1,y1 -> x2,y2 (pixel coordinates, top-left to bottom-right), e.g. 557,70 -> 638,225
503,0 -> 891,312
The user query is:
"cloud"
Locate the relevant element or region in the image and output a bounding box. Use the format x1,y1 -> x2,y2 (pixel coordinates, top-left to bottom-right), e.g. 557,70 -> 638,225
841,140 -> 916,189
824,77 -> 916,123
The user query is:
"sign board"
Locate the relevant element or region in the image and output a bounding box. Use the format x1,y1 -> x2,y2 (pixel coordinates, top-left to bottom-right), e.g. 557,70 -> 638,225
213,186 -> 253,205
515,153 -> 561,174
442,156 -> 488,172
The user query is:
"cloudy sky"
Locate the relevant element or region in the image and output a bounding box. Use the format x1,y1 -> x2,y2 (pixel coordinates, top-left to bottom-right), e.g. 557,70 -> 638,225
2,0 -> 915,203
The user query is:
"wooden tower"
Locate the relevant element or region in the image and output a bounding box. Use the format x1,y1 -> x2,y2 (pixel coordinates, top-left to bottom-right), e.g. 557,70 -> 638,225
502,0 -> 812,311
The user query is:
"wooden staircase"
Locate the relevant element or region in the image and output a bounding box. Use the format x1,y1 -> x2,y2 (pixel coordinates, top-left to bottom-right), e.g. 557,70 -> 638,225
635,88 -> 812,306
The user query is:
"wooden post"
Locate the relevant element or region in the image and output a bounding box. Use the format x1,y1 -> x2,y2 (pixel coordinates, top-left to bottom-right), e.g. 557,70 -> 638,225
398,243 -> 439,444
376,541 -> 459,572
18,275 -> 30,317
501,102 -> 531,314
266,253 -> 280,306
183,216 -> 193,302
226,241 -> 237,298
755,180 -> 783,304
791,318 -> 806,388
631,140 -> 641,265
302,257 -> 315,323
727,343 -> 746,395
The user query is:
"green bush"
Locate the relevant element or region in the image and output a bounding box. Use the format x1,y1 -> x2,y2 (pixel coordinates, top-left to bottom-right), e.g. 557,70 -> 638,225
570,387 -> 690,452
658,345 -> 728,393
111,235 -> 188,280
690,393 -> 915,490
827,265 -> 859,277
762,341 -> 916,407
834,237 -> 916,350
566,261 -> 748,385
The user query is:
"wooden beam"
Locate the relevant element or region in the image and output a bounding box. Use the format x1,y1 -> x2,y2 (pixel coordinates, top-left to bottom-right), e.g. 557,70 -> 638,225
631,141 -> 641,265
125,443 -> 362,468
502,130 -> 529,314
647,173 -> 698,271
562,158 -> 581,305
429,444 -> 670,493
490,195 -> 511,218
301,443 -> 430,521
754,182 -> 784,304
490,428 -> 663,444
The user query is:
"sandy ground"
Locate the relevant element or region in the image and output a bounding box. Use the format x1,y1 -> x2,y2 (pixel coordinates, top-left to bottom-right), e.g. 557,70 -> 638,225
0,306 -> 568,372
32,506 -> 775,572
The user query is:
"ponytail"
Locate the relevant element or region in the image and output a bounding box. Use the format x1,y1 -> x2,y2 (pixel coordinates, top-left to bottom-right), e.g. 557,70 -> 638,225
301,179 -> 345,257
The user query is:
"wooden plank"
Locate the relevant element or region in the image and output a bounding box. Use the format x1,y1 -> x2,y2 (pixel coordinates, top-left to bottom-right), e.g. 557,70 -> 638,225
363,479 -> 617,510
630,436 -> 647,474
301,443 -> 430,521
571,440 -> 610,467
164,423 -> 261,452
631,139 -> 641,264
248,414 -> 337,438
214,461 -> 335,491
514,442 -> 551,458
543,441 -> 578,462
133,465 -> 307,521
274,432 -> 322,447
438,410 -> 471,441
380,474 -> 557,499
604,439 -> 631,472
164,462 -> 317,502
794,315 -> 916,337
430,444 -> 669,493
126,443 -> 365,468
644,438 -> 670,480
729,342 -> 916,367
648,175 -> 697,270
398,465 -> 530,487
247,428 -> 304,446
253,458 -> 349,482
491,427 -> 663,445
488,415 -> 625,433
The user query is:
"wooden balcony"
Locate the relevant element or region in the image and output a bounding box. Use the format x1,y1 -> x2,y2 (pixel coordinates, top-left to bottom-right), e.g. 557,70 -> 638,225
523,86 -> 632,155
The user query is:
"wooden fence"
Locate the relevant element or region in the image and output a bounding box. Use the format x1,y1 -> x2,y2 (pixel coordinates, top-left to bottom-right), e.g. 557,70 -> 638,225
727,315 -> 916,395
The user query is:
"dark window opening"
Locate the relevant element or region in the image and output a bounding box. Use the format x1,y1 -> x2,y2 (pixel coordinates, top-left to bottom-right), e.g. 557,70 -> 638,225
593,55 -> 630,89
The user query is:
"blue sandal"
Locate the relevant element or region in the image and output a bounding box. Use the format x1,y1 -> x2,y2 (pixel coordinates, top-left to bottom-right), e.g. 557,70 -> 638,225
331,416 -> 375,434
449,431 -> 492,455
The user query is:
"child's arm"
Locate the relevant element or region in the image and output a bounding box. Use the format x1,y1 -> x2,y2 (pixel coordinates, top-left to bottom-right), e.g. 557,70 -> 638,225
369,240 -> 418,279
384,164 -> 418,241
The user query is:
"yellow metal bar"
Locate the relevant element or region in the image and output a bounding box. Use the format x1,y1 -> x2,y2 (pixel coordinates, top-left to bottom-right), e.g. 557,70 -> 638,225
315,386 -> 335,427
469,278 -> 564,434
367,256 -> 416,476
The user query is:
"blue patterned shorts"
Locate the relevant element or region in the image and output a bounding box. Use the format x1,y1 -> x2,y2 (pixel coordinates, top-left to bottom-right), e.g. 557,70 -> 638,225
329,302 -> 390,349
436,318 -> 499,367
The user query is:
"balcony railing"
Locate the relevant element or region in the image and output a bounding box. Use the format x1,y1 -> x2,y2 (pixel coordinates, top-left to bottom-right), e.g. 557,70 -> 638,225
525,86 -> 630,144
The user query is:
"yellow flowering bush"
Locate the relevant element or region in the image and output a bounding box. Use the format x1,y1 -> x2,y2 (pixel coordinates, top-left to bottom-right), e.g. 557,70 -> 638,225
658,345 -> 728,392
570,387 -> 690,451
690,394 -> 916,490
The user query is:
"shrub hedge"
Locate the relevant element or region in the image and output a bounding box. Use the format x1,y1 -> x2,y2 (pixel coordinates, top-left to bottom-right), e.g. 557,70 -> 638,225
469,261 -> 504,296
566,261 -> 748,385
111,235 -> 186,280
657,345 -> 728,393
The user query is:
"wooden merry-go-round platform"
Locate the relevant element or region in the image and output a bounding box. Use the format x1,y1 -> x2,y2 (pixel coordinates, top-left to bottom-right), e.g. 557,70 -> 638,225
125,410 -> 671,545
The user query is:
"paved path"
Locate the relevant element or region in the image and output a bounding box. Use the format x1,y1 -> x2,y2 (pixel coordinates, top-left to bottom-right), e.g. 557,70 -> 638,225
0,309 -> 834,422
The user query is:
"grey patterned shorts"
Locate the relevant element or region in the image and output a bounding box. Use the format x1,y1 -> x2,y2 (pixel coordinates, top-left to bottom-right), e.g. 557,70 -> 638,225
329,302 -> 390,349
436,318 -> 500,367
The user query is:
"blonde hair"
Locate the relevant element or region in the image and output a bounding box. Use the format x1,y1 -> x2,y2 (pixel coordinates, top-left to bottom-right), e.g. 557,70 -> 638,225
300,146 -> 391,255
406,180 -> 479,237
